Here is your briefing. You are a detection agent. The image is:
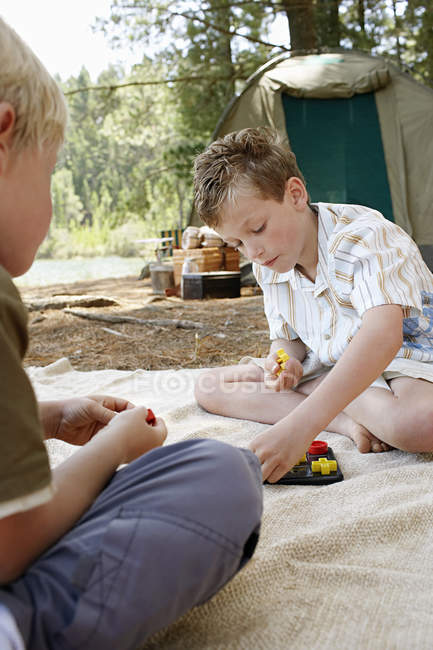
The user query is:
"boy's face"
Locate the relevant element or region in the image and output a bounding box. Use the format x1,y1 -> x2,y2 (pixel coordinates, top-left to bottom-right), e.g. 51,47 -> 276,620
0,144 -> 57,277
216,177 -> 313,275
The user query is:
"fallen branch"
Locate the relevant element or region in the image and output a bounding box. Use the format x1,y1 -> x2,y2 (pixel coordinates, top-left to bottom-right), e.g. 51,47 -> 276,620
65,309 -> 204,330
101,327 -> 133,338
27,295 -> 118,312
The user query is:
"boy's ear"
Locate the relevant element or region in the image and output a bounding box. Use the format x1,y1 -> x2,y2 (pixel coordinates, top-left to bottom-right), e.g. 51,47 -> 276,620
0,103 -> 16,175
285,177 -> 308,210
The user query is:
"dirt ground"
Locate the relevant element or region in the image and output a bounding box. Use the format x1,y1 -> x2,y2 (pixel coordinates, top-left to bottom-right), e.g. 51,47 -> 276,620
20,276 -> 270,371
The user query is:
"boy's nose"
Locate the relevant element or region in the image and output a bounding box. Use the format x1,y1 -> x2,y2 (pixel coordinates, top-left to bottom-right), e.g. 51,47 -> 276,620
246,242 -> 264,262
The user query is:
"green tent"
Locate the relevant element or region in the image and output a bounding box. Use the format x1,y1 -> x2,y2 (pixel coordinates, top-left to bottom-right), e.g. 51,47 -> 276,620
195,50 -> 433,267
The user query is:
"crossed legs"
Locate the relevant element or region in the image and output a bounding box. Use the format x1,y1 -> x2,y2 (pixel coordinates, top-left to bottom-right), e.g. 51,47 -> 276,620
195,364 -> 433,454
344,375 -> 433,452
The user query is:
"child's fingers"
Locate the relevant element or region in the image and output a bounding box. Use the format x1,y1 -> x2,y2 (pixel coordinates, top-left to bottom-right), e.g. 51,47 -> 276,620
145,410 -> 167,443
264,371 -> 280,390
264,355 -> 279,373
279,369 -> 300,390
152,417 -> 168,442
89,394 -> 136,412
278,372 -> 292,391
279,358 -> 304,389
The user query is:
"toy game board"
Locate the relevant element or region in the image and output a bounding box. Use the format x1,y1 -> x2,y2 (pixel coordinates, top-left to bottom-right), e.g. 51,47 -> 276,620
272,441 -> 344,485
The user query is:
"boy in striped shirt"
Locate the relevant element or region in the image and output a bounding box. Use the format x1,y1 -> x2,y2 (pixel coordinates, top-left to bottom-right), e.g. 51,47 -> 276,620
193,127 -> 433,483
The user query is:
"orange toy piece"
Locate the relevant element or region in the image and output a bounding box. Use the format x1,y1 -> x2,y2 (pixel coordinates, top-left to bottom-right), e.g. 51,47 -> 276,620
146,408 -> 156,426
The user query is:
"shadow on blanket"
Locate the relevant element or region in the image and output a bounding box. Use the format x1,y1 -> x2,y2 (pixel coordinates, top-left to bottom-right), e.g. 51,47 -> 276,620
28,358 -> 433,650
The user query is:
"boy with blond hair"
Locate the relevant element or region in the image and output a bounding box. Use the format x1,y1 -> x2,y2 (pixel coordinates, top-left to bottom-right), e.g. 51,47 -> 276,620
194,127 -> 433,483
0,19 -> 262,650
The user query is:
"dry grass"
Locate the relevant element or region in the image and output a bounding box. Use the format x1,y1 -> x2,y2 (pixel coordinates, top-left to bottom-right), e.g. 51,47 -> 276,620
21,276 -> 270,371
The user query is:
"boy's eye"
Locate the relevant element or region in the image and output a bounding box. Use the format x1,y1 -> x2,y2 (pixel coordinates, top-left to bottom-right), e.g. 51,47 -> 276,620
252,224 -> 265,234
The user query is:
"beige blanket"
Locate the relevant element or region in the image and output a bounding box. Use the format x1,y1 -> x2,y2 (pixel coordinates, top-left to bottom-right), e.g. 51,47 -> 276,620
28,358 -> 433,650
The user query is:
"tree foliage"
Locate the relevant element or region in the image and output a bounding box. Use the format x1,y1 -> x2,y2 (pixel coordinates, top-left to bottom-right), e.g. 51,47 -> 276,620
51,0 -> 433,251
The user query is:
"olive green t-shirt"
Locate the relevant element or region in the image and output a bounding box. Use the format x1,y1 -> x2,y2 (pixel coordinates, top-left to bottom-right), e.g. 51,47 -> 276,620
0,266 -> 53,518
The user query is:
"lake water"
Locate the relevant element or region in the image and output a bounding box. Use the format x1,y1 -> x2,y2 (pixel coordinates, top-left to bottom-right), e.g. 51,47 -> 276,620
14,256 -> 145,287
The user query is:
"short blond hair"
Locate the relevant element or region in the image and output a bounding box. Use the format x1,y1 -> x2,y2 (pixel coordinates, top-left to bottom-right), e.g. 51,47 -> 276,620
0,17 -> 67,152
193,127 -> 307,227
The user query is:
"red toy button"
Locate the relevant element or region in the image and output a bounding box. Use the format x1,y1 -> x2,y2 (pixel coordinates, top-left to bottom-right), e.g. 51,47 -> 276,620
146,408 -> 156,426
308,441 -> 328,455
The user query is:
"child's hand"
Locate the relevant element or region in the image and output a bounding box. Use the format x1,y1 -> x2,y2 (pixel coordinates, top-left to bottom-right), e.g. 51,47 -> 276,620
50,395 -> 135,445
263,352 -> 303,392
249,424 -> 310,483
104,406 -> 167,464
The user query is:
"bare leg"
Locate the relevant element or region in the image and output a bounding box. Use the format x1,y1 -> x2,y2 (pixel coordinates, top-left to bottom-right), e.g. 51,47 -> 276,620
195,364 -> 386,453
296,375 -> 390,453
344,376 -> 433,452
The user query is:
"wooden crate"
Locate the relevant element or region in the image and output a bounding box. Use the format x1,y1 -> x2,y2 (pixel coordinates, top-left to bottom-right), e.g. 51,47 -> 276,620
172,247 -> 224,285
172,247 -> 240,285
223,248 -> 240,271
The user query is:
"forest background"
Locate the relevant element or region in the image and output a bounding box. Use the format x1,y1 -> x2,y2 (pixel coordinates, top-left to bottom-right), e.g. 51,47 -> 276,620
43,0 -> 433,259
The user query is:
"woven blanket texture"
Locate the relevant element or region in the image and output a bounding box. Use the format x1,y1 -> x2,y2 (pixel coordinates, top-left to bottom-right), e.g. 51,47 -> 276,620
28,358 -> 433,650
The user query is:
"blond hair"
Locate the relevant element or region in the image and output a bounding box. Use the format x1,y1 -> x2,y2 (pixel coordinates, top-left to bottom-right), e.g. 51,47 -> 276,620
193,127 -> 306,227
0,17 -> 67,152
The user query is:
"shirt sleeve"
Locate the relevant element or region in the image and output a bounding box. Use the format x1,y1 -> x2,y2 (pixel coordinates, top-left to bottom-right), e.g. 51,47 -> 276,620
328,212 -> 432,318
254,263 -> 299,341
0,268 -> 53,518
0,604 -> 25,650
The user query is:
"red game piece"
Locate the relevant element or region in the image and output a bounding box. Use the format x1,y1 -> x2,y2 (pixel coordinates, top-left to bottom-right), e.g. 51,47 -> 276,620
308,441 -> 328,455
146,408 -> 156,426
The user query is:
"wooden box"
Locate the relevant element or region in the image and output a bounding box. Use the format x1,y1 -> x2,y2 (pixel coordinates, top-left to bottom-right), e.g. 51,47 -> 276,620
223,248 -> 240,271
172,247 -> 224,285
172,247 -> 240,285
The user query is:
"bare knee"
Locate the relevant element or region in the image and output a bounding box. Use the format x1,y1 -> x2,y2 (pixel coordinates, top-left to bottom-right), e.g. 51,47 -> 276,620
390,406 -> 433,452
194,368 -> 225,414
192,439 -> 262,538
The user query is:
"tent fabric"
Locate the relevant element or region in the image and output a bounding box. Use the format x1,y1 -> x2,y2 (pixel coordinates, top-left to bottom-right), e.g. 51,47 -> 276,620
204,50 -> 433,250
258,52 -> 391,98
376,69 -> 433,243
282,93 -> 394,220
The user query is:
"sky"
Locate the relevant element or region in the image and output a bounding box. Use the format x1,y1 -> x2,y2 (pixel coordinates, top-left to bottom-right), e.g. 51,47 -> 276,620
1,1 -> 289,82
1,0 -> 136,80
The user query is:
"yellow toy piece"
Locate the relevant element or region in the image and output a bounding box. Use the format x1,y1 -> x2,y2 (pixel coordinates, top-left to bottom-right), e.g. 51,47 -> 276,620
276,347 -> 290,376
311,457 -> 338,475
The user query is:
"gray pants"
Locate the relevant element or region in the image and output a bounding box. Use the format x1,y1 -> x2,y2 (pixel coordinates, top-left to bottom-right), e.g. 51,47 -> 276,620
1,439 -> 262,650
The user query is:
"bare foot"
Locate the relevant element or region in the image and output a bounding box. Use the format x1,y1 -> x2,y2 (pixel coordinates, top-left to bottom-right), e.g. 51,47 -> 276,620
345,420 -> 391,453
324,409 -> 391,453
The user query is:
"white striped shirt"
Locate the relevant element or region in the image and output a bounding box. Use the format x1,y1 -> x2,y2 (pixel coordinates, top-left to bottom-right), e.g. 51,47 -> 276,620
254,203 -> 433,366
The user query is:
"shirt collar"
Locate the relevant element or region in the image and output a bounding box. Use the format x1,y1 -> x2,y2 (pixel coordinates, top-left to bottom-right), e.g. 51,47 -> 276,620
312,203 -> 330,296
